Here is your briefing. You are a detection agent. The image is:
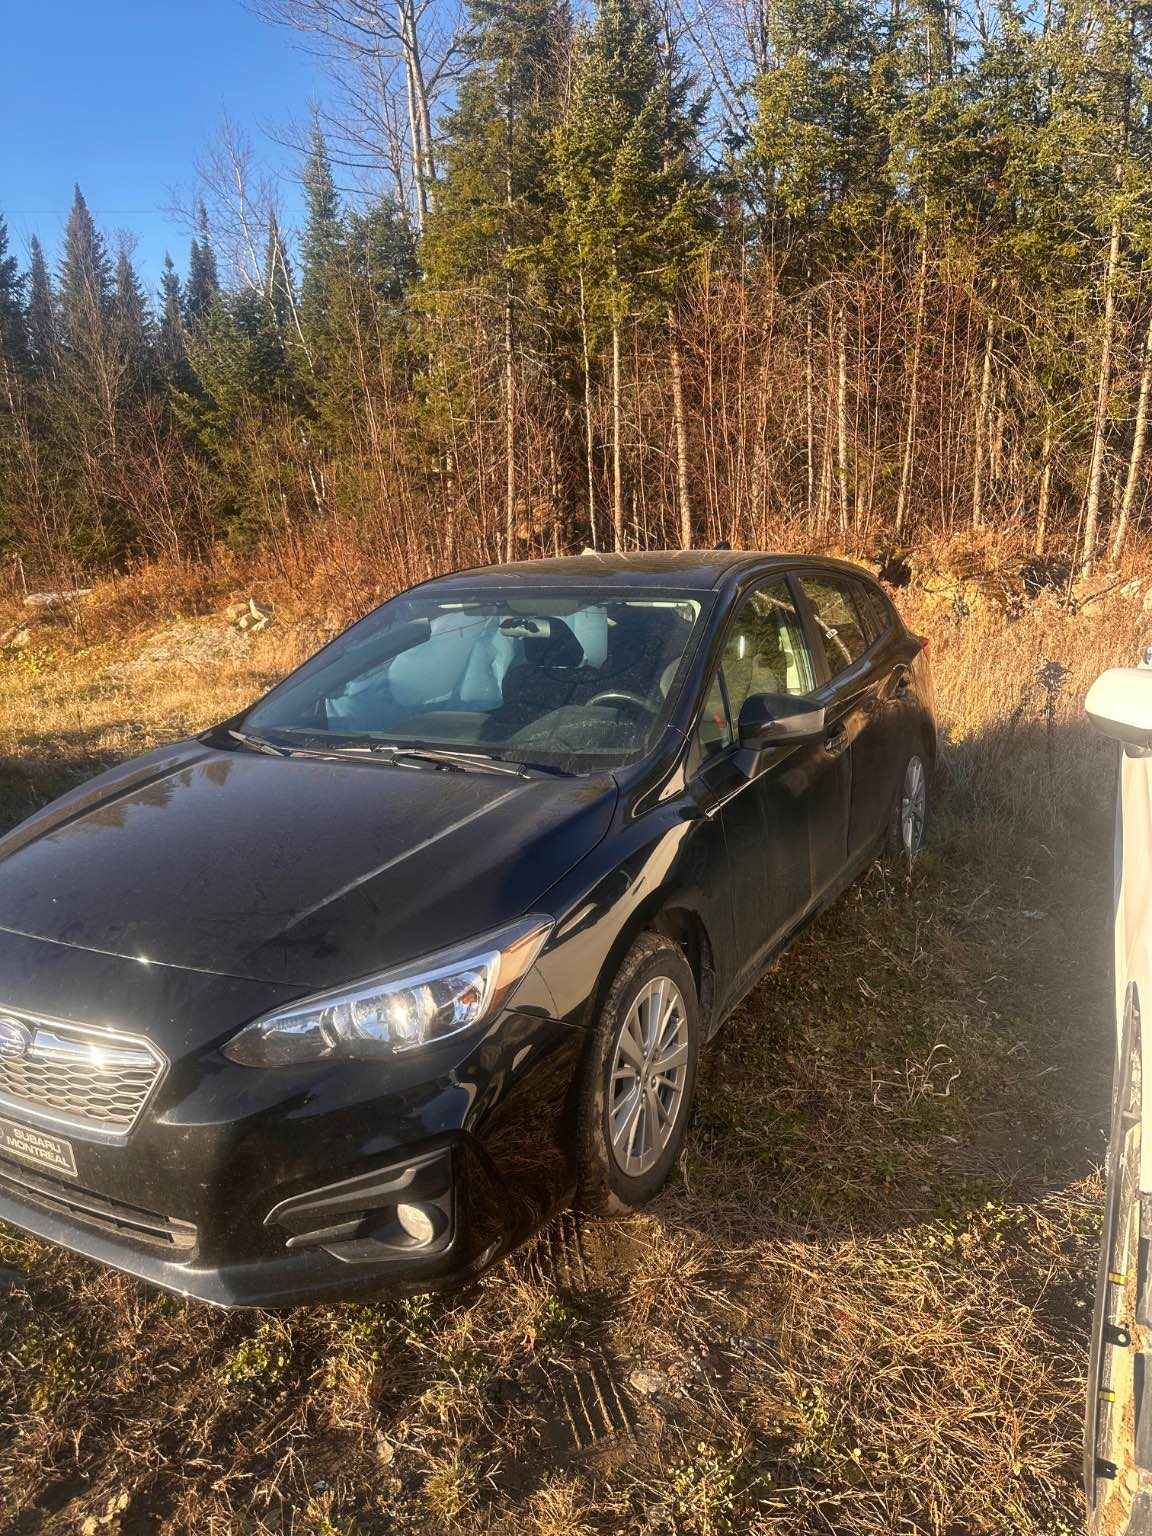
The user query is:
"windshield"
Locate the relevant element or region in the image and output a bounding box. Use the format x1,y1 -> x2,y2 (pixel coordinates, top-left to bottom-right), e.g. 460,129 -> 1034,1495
241,586 -> 707,773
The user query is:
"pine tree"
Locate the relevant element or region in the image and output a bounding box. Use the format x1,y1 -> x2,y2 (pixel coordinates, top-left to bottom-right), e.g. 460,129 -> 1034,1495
299,121 -> 344,343
25,236 -> 55,373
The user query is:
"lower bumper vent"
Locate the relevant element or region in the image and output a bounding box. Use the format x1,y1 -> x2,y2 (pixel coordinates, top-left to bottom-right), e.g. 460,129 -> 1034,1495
0,1154 -> 196,1252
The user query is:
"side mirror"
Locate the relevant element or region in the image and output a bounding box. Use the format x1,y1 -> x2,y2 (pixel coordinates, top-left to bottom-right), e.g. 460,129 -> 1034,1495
738,692 -> 826,751
1086,668 -> 1152,747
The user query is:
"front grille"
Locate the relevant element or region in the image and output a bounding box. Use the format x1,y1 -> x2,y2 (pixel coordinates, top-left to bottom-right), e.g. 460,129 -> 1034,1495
0,1011 -> 165,1136
0,1154 -> 196,1251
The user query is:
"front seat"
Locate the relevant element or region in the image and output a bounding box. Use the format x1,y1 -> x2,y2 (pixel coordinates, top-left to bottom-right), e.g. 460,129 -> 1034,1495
482,619 -> 586,738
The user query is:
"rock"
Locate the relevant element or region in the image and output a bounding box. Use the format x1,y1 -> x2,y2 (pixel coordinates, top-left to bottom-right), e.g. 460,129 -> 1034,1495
227,597 -> 274,634
23,588 -> 91,609
1,624 -> 32,651
628,1366 -> 671,1396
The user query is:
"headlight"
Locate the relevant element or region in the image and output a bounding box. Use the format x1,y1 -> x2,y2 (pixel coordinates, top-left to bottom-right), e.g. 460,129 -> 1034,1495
222,916 -> 553,1067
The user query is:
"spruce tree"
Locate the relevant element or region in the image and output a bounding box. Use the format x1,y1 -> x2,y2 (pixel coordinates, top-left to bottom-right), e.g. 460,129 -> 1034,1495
425,0 -> 573,557
185,204 -> 220,325
299,122 -> 344,343
112,244 -> 152,389
157,253 -> 189,382
57,184 -> 112,355
25,237 -> 56,375
0,215 -> 28,374
264,210 -> 297,334
552,0 -> 709,548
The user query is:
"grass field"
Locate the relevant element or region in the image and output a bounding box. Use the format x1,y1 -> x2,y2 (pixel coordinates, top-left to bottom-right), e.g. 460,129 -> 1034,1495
0,572 -> 1145,1535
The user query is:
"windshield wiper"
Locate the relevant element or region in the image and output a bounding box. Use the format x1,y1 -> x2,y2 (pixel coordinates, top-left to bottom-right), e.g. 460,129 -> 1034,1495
227,729 -> 292,758
364,745 -> 526,776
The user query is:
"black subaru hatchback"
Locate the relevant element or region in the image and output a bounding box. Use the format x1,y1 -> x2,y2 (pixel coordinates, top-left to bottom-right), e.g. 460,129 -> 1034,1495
0,551 -> 935,1306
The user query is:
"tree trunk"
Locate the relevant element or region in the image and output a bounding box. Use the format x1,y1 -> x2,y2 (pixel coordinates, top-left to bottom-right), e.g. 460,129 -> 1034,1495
611,317 -> 624,551
805,300 -> 815,520
971,316 -> 994,529
578,269 -> 597,549
835,302 -> 849,540
397,0 -> 435,229
503,276 -> 515,563
1112,304 -> 1152,563
1081,210 -> 1122,574
895,234 -> 928,537
1035,418 -> 1053,556
668,305 -> 692,548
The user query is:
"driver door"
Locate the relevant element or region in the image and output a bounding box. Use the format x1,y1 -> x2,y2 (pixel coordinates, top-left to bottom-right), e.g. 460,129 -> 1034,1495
689,577 -> 828,995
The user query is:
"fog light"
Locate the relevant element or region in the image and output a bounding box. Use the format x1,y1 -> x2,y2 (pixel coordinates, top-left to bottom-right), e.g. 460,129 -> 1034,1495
396,1201 -> 437,1246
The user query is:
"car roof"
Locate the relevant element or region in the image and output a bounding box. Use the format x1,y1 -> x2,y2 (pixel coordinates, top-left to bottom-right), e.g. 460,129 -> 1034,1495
423,549 -> 877,594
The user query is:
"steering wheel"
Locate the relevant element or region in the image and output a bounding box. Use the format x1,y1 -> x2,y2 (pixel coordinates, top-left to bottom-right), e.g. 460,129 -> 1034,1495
586,690 -> 656,719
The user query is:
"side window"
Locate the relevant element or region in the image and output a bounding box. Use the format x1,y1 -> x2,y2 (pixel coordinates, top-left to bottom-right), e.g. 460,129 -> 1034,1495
853,581 -> 890,642
801,576 -> 869,678
693,580 -> 815,763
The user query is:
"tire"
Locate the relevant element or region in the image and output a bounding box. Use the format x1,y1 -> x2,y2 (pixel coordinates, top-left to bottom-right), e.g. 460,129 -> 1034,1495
886,749 -> 929,860
576,933 -> 701,1215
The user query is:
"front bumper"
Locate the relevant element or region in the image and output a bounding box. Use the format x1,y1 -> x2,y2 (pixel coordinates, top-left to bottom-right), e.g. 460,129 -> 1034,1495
0,1135 -> 519,1307
0,991 -> 585,1307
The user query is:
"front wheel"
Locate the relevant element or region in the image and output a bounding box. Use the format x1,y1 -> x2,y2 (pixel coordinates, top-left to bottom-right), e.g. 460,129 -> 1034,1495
887,751 -> 929,859
576,934 -> 701,1214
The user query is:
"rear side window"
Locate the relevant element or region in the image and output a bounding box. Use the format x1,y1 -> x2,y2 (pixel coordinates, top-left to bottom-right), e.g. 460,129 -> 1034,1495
853,581 -> 891,640
800,576 -> 869,677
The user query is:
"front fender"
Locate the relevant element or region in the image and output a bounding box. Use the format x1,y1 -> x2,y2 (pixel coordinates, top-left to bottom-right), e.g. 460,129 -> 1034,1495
532,796 -> 734,1035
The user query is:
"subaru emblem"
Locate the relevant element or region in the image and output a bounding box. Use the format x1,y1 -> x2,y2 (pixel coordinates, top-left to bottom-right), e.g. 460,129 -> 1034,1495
0,1016 -> 32,1060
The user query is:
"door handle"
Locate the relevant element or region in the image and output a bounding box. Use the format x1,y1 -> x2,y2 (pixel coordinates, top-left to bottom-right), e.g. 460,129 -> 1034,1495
825,724 -> 848,757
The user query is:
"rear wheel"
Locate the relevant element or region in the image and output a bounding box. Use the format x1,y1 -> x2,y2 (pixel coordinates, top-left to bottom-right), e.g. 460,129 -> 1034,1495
576,934 -> 701,1214
887,751 -> 928,859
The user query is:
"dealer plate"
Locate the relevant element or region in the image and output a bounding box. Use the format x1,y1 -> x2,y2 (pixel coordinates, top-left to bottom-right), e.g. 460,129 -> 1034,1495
0,1116 -> 77,1178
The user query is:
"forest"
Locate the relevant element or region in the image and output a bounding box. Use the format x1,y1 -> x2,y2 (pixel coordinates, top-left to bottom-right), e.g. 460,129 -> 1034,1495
0,0 -> 1149,591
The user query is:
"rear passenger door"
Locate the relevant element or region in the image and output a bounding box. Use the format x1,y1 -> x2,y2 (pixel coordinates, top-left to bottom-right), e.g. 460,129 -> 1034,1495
687,577 -> 837,989
797,573 -> 904,862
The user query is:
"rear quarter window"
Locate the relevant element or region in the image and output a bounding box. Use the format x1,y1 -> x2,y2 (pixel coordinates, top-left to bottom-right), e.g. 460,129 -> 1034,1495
853,581 -> 892,641
800,576 -> 870,677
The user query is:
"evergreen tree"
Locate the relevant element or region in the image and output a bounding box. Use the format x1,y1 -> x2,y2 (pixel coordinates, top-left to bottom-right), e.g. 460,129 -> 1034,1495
264,209 -> 297,334
745,0 -> 890,253
185,203 -> 220,325
0,215 -> 28,373
25,236 -> 55,373
552,0 -> 709,547
57,184 -> 112,354
157,253 -> 189,382
111,243 -> 152,388
425,0 -> 574,557
349,199 -> 418,308
299,121 -> 344,342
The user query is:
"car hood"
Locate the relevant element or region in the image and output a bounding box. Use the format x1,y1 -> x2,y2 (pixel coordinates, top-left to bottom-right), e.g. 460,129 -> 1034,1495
0,742 -> 618,989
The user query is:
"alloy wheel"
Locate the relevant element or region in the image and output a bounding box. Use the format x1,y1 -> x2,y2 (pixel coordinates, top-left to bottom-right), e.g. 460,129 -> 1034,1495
900,754 -> 927,857
608,975 -> 690,1177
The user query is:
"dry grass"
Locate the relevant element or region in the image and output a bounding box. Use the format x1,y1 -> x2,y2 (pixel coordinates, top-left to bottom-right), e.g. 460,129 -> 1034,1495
0,555 -> 1148,1535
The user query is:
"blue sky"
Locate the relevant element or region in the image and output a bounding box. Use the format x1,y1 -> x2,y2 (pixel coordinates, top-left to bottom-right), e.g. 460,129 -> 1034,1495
1,0 -> 327,294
